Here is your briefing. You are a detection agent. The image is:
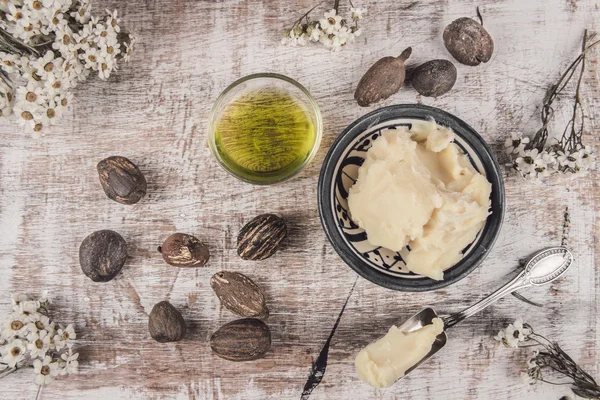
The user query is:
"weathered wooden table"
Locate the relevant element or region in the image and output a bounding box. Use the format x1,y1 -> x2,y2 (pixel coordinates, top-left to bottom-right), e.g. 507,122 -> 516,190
1,0 -> 598,399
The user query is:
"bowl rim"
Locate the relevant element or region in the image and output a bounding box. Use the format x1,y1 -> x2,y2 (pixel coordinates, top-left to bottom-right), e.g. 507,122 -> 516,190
207,73 -> 323,185
317,104 -> 505,292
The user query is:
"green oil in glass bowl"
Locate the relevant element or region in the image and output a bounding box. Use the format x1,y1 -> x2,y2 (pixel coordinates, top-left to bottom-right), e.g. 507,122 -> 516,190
208,74 -> 322,185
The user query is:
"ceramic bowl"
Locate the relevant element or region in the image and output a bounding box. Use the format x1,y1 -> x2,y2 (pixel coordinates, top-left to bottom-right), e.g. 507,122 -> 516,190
317,104 -> 505,291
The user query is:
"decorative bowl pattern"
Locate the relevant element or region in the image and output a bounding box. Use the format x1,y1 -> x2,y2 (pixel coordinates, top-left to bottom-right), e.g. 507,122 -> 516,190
318,104 -> 505,291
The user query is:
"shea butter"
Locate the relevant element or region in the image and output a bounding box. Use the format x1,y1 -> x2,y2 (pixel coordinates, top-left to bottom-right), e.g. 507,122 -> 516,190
347,121 -> 491,280
355,317 -> 444,388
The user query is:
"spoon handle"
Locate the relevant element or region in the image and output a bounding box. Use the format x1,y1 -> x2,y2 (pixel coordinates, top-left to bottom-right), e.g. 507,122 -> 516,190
443,272 -> 529,329
442,247 -> 573,329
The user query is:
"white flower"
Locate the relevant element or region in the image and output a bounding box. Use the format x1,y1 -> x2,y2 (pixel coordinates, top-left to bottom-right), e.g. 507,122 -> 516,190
81,47 -> 100,70
350,7 -> 367,21
60,345 -> 79,375
2,339 -> 27,367
52,26 -> 77,56
306,23 -> 322,42
71,0 -> 92,24
58,324 -> 76,341
0,83 -> 14,118
504,133 -> 530,155
32,51 -> 60,80
106,9 -> 120,33
495,318 -> 531,348
0,52 -> 22,74
122,35 -> 136,62
26,314 -> 54,334
521,371 -> 535,385
2,312 -> 28,339
6,3 -> 28,24
11,294 -> 29,306
319,9 -> 342,35
16,82 -> 47,106
33,355 -> 59,385
27,330 -> 51,358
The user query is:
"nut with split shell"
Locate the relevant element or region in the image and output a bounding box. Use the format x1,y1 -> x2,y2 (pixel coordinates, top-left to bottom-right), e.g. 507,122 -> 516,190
159,233 -> 210,268
237,214 -> 287,261
210,318 -> 271,361
97,156 -> 147,205
211,271 -> 269,319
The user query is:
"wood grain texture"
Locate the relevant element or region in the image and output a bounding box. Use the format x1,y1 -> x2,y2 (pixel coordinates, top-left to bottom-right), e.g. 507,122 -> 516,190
0,0 -> 598,399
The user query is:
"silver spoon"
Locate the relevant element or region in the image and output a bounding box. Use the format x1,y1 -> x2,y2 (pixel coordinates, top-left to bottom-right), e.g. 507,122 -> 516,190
397,246 -> 574,378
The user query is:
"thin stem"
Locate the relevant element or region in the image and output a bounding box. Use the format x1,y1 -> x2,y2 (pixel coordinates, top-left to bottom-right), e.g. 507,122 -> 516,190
291,1 -> 325,28
527,32 -> 600,152
0,367 -> 17,379
35,385 -> 42,400
333,0 -> 340,13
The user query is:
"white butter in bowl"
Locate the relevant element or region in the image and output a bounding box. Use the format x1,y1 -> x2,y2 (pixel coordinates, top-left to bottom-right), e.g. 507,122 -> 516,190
347,121 -> 492,280
355,317 -> 444,388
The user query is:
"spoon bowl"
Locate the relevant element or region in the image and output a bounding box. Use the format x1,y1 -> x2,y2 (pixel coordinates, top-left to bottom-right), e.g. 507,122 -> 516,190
391,247 -> 573,382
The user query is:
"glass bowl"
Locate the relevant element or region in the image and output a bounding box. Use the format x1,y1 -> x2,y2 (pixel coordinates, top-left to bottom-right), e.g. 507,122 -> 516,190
208,73 -> 323,185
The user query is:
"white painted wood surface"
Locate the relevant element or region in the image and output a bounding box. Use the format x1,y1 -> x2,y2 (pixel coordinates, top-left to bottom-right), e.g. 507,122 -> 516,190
0,0 -> 598,399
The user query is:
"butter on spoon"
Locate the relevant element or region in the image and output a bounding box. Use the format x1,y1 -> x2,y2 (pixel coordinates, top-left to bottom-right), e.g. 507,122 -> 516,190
355,247 -> 574,388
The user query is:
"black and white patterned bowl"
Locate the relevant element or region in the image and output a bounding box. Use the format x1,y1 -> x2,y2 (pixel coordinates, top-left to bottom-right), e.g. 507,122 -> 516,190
318,104 -> 505,291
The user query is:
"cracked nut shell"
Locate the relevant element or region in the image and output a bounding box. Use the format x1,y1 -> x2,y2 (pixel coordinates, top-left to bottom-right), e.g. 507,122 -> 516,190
159,233 -> 210,267
148,301 -> 186,343
237,214 -> 286,261
443,17 -> 494,66
211,271 -> 268,319
210,318 -> 271,361
411,59 -> 457,97
79,230 -> 127,282
97,156 -> 147,205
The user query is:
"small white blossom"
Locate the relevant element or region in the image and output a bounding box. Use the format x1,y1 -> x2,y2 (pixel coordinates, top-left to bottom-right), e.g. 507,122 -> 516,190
504,133 -> 530,155
319,9 -> 342,35
60,345 -> 79,375
27,330 -> 51,358
2,338 -> 27,367
351,7 -> 367,21
521,371 -> 536,385
106,9 -> 120,33
33,355 -> 59,385
495,318 -> 531,348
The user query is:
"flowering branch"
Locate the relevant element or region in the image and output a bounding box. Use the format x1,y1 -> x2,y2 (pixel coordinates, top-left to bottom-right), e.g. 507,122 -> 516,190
504,30 -> 598,179
0,0 -> 137,134
281,1 -> 366,51
495,318 -> 600,399
0,294 -> 79,386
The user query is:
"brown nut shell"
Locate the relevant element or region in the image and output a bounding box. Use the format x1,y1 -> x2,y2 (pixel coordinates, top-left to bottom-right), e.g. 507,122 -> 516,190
443,17 -> 494,66
237,214 -> 286,261
79,230 -> 127,282
159,233 -> 210,267
211,271 -> 268,319
354,47 -> 412,107
148,301 -> 186,343
411,59 -> 457,97
210,318 -> 271,361
97,156 -> 147,205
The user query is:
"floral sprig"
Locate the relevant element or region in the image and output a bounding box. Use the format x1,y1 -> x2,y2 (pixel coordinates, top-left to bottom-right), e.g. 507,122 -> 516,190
0,0 -> 137,134
495,318 -> 600,399
281,0 -> 366,51
0,294 -> 79,387
505,30 -> 598,180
